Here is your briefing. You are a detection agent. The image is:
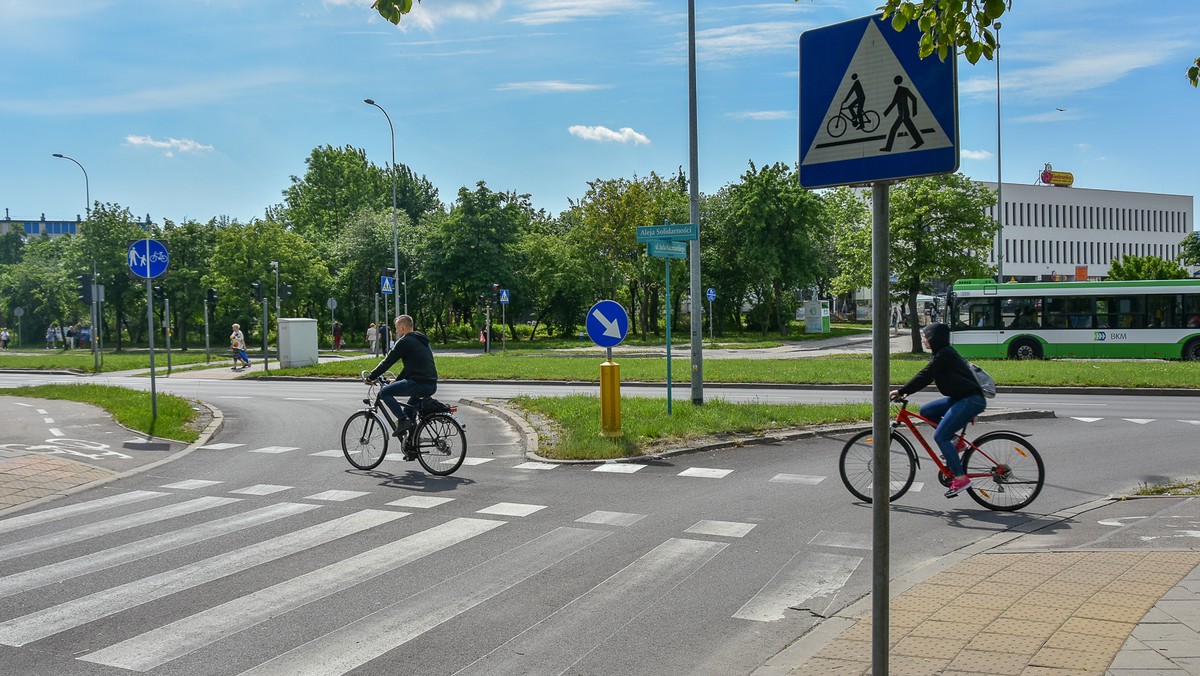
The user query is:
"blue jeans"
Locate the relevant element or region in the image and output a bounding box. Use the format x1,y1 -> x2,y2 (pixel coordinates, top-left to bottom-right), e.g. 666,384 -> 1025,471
919,394 -> 987,477
378,379 -> 437,428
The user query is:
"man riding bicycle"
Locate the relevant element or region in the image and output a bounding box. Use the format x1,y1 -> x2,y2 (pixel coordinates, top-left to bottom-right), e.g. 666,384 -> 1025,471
365,315 -> 438,437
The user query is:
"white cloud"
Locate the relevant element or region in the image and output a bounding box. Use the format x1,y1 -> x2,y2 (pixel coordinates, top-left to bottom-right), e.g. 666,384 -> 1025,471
126,135 -> 214,158
696,22 -> 800,60
377,0 -> 503,31
568,125 -> 650,144
511,0 -> 647,26
496,80 -> 611,92
1010,109 -> 1084,124
961,149 -> 993,161
728,110 -> 792,121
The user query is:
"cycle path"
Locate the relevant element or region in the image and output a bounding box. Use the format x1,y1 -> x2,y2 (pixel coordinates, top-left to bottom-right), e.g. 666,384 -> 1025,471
756,495 -> 1200,675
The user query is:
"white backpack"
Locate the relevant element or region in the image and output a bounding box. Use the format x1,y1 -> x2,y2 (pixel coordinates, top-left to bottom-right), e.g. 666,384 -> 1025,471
968,362 -> 997,399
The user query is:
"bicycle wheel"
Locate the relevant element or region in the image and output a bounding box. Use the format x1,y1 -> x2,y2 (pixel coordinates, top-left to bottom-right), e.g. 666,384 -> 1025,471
962,431 -> 1045,511
341,410 -> 389,470
827,114 -> 848,138
838,430 -> 917,503
414,414 -> 467,476
861,110 -> 880,133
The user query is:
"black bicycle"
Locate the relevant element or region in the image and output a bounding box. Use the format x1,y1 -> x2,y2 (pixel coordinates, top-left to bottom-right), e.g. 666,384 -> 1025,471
340,371 -> 467,475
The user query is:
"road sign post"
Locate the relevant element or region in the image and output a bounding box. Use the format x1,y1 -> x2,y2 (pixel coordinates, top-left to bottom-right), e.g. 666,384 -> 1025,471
800,15 -> 958,675
706,288 -> 716,341
642,225 -> 692,415
499,289 -> 509,351
586,300 -> 629,437
128,239 -> 169,418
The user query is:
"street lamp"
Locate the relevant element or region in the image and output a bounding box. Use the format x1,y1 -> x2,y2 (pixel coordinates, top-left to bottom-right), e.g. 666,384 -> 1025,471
994,21 -> 1005,283
53,152 -> 99,372
364,98 -> 402,320
52,153 -> 89,219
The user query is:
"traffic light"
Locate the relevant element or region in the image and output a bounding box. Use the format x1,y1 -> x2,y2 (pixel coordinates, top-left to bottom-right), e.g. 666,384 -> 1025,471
76,275 -> 93,304
251,280 -> 263,301
281,283 -> 293,300
153,285 -> 164,302
491,283 -> 500,302
206,288 -> 218,308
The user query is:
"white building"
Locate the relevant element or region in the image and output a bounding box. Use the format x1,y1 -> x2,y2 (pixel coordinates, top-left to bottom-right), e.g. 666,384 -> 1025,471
979,181 -> 1194,281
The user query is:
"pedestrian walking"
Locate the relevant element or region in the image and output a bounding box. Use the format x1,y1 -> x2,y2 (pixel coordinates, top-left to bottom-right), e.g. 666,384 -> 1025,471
45,324 -> 56,349
367,322 -> 378,355
0,327 -> 9,350
333,321 -> 343,350
230,323 -> 252,370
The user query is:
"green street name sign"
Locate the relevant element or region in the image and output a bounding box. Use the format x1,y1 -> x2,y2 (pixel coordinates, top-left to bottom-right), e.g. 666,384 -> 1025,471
636,222 -> 698,243
648,240 -> 687,259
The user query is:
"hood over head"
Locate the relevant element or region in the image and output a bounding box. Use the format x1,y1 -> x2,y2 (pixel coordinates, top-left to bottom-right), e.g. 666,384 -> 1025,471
922,322 -> 951,351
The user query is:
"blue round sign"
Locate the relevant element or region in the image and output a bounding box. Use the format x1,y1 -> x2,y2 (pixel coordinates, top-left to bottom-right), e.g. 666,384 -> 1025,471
127,239 -> 169,279
706,287 -> 716,302
585,300 -> 629,348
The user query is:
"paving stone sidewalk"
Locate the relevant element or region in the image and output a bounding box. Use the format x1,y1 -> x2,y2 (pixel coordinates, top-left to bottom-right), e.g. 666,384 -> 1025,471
0,453 -> 114,512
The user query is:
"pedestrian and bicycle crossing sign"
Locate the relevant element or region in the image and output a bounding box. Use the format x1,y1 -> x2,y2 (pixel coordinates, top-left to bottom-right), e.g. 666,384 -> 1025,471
799,14 -> 958,188
380,276 -> 393,294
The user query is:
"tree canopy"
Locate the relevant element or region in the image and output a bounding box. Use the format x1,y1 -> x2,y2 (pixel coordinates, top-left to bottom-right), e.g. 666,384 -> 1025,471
1107,254 -> 1190,281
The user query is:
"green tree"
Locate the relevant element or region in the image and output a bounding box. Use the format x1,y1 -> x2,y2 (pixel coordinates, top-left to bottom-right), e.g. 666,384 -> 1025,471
64,203 -> 153,349
278,145 -> 389,250
0,230 -> 24,266
158,218 -> 218,350
832,174 -> 999,352
0,237 -> 74,349
1179,231 -> 1200,267
1107,254 -> 1189,280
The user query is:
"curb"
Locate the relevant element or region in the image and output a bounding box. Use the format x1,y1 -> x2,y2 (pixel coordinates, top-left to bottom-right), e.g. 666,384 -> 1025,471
0,401 -> 225,518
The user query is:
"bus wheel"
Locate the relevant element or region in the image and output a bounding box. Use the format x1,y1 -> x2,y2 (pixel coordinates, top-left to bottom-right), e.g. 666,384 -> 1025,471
1184,339 -> 1200,362
1009,339 -> 1042,360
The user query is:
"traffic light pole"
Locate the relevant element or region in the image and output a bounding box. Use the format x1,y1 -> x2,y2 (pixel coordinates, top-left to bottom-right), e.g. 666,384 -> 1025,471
261,297 -> 269,373
164,297 -> 172,376
203,300 -> 210,363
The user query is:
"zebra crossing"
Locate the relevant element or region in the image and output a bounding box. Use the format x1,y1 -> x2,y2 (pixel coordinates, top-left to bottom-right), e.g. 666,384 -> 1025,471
0,486 -> 873,675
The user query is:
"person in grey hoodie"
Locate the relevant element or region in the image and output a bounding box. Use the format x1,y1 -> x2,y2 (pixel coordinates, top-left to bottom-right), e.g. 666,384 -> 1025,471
890,322 -> 987,498
366,315 -> 438,439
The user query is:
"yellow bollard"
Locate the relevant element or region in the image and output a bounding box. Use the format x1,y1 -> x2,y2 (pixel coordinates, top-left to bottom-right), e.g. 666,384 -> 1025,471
599,360 -> 622,437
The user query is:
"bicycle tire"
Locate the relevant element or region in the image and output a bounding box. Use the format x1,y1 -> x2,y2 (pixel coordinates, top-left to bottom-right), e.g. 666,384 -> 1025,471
414,414 -> 467,476
827,114 -> 848,138
861,110 -> 880,133
839,430 -> 917,503
962,431 -> 1045,511
341,410 -> 389,470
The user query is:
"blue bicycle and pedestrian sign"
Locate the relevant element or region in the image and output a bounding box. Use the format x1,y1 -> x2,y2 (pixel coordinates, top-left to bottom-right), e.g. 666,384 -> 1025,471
706,288 -> 716,302
585,300 -> 629,349
127,239 -> 169,279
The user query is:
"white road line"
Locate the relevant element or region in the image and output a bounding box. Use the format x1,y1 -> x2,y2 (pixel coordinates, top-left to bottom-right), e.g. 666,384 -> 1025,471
457,537 -> 727,676
82,517 -> 502,672
478,502 -> 546,517
1124,418 -> 1155,424
1180,420 -> 1200,426
0,496 -> 241,564
386,496 -> 454,509
808,530 -> 872,550
513,461 -> 557,470
304,490 -> 370,502
14,402 -> 33,407
47,428 -> 64,437
231,485 -> 292,496
593,463 -> 646,474
685,520 -> 756,538
0,503 -> 318,599
459,457 -> 494,466
0,509 -> 404,647
1070,417 -> 1103,423
198,443 -> 245,450
769,474 -> 825,485
36,409 -> 48,415
309,450 -> 342,457
160,480 -> 224,490
236,526 -> 610,676
575,511 -> 646,527
249,446 -> 300,454
678,467 -> 732,479
43,417 -> 54,424
0,491 -> 168,535
734,551 -> 862,622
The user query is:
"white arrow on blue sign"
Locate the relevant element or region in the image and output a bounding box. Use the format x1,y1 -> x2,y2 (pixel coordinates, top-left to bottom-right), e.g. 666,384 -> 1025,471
706,288 -> 716,302
585,300 -> 628,349
127,239 -> 169,279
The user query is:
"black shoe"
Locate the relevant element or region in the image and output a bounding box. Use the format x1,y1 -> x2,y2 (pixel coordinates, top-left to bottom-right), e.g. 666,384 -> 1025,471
392,419 -> 412,439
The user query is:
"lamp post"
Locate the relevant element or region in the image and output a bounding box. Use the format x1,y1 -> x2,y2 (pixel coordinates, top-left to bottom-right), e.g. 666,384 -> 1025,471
994,22 -> 1005,283
364,98 -> 402,320
52,153 -> 99,372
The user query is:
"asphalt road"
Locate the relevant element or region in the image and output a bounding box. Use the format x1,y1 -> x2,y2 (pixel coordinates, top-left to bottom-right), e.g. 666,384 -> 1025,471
0,373 -> 1197,675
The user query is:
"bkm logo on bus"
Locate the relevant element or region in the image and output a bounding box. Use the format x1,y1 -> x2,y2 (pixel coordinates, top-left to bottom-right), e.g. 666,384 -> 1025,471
1093,331 -> 1128,342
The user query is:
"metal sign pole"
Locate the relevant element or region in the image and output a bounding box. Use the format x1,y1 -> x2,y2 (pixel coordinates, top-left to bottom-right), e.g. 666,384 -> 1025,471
261,297 -> 269,373
146,278 -> 157,419
204,300 -> 210,363
871,181 -> 891,675
665,258 -> 672,416
164,297 -> 172,375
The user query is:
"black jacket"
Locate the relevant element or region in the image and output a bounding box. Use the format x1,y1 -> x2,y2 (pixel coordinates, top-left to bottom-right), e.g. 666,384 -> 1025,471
369,331 -> 438,384
897,323 -> 982,400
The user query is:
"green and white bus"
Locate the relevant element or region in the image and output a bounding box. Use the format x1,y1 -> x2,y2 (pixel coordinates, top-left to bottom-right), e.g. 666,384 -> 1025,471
948,278 -> 1200,360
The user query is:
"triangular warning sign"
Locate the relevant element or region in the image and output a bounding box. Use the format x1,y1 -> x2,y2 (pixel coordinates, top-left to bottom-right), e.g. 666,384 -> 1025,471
802,20 -> 951,167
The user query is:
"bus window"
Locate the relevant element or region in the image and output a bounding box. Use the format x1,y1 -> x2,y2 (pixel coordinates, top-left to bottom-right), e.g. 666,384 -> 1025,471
1146,294 -> 1181,328
1045,296 -> 1094,328
1185,294 -> 1200,328
1098,296 -> 1145,328
1001,298 -> 1039,329
955,298 -> 996,329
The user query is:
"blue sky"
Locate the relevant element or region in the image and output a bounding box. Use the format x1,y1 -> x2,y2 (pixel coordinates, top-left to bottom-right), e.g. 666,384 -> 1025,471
3,0 -> 1197,225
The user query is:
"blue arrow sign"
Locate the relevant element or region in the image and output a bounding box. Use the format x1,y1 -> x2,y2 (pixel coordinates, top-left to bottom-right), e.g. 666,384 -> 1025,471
706,288 -> 716,302
381,276 -> 393,294
499,289 -> 510,305
585,300 -> 628,349
127,239 -> 169,279
799,14 -> 957,188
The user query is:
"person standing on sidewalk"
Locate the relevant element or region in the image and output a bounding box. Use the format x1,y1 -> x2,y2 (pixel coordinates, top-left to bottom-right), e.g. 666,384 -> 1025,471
367,322 -> 378,355
332,321 -> 343,350
889,322 -> 987,498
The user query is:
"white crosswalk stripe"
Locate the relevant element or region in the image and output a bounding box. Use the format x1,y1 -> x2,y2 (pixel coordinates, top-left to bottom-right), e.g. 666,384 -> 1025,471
733,551 -> 862,622
0,490 -> 167,535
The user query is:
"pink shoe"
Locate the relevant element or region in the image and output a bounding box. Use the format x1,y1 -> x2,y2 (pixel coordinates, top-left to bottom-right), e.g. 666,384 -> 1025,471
944,476 -> 973,498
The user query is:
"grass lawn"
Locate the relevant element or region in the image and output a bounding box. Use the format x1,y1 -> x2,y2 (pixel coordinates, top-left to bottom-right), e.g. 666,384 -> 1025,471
0,351 -> 214,373
4,384 -> 202,442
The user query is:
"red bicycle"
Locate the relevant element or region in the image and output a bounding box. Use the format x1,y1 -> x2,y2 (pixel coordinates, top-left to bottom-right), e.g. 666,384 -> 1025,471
838,395 -> 1045,511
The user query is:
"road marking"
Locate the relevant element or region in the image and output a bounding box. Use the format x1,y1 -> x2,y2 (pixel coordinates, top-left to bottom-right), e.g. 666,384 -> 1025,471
387,496 -> 455,509
477,502 -> 546,517
283,398 -> 324,401
513,461 -> 557,470
250,446 -> 300,454
0,509 -> 404,647
236,526 -> 610,676
216,396 -> 252,399
769,473 -> 825,485
304,490 -> 370,502
576,511 -> 646,527
160,479 -> 224,490
1071,417 -> 1103,423
81,517 -> 503,672
808,530 -> 872,550
593,463 -> 646,473
455,538 -> 726,676
0,496 -> 241,564
685,520 -> 756,538
1123,418 -> 1155,425
43,417 -> 54,424
1179,420 -> 1200,426
0,491 -> 168,535
678,467 -> 732,479
47,428 -> 64,437
460,457 -> 494,466
198,443 -> 245,450
231,485 -> 292,496
36,409 -> 48,415
734,551 -> 862,622
14,402 -> 33,407
0,503 -> 318,599
309,449 -> 342,457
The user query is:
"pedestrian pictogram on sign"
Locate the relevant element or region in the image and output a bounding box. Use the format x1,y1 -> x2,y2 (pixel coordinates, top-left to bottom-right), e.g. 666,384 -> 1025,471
127,239 -> 169,279
499,289 -> 510,305
799,14 -> 957,188
381,276 -> 393,294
